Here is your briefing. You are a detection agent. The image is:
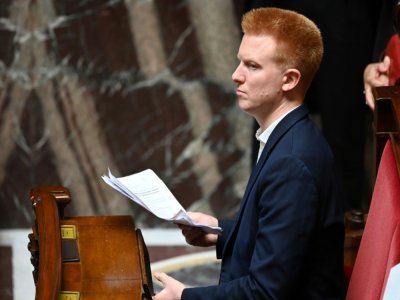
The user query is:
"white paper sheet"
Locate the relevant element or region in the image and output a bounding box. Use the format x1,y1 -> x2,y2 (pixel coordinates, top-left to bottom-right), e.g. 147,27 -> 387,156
382,262 -> 400,300
102,169 -> 222,234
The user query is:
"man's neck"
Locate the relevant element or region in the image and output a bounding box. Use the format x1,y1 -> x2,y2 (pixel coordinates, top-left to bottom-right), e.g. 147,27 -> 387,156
256,100 -> 301,132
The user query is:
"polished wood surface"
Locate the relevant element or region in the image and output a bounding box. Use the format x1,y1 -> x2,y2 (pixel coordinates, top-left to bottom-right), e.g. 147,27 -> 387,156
28,186 -> 153,300
373,86 -> 400,179
29,186 -> 70,300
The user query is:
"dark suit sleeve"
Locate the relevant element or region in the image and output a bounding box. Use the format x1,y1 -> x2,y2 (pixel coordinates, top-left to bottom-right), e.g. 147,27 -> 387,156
182,155 -> 323,299
216,219 -> 234,259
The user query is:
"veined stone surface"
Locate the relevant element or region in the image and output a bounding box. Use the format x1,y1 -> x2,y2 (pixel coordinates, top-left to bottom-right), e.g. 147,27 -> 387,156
0,0 -> 252,228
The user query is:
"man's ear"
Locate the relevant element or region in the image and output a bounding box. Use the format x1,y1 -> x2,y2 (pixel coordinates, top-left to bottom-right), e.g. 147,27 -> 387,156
282,69 -> 301,92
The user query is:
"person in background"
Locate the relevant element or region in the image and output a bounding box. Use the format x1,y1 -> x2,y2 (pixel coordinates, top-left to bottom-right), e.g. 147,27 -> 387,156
363,56 -> 391,110
364,0 -> 399,110
153,7 -> 344,300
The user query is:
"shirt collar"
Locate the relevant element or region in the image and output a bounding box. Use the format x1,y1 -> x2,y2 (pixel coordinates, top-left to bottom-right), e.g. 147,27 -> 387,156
255,105 -> 300,145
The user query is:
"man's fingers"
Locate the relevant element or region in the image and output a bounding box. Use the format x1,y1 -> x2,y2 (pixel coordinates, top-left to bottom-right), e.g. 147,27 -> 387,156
154,272 -> 168,285
182,228 -> 203,243
177,224 -> 193,230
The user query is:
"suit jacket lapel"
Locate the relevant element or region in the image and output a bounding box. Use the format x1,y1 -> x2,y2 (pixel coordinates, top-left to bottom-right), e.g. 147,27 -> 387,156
220,105 -> 309,257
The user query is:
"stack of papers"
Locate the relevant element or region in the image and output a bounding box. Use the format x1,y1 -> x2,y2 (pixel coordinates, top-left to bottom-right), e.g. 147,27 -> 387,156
101,169 -> 222,234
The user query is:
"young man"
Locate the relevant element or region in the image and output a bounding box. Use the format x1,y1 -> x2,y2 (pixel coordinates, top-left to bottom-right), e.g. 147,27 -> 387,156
153,7 -> 344,300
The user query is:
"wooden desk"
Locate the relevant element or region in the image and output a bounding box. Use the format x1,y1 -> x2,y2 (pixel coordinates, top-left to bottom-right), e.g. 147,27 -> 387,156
28,186 -> 153,300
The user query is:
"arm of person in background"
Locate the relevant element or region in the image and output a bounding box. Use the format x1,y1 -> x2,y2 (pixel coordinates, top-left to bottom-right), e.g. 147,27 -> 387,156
363,55 -> 390,110
153,212 -> 219,300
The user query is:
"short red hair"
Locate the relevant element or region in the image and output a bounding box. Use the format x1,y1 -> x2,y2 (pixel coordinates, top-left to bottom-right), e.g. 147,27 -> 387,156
241,7 -> 323,92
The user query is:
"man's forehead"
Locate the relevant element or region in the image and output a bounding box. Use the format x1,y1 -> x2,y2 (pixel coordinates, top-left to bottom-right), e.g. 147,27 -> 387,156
242,34 -> 275,43
238,35 -> 277,57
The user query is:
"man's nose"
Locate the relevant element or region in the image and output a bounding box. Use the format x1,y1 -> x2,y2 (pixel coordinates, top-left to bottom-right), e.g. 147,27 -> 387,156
232,66 -> 244,83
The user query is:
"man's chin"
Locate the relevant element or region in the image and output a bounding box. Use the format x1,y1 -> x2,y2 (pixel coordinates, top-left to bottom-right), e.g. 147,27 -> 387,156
238,100 -> 251,112
238,100 -> 259,117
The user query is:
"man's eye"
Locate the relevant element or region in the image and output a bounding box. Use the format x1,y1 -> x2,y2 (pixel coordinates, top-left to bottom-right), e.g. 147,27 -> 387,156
248,64 -> 258,70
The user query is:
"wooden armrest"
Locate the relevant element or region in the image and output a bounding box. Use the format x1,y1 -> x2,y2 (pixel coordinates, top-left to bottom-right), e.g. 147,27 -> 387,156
373,86 -> 400,179
29,186 -> 71,300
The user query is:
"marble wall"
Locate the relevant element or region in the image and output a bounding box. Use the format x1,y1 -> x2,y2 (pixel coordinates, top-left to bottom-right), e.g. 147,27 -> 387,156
0,0 -> 253,229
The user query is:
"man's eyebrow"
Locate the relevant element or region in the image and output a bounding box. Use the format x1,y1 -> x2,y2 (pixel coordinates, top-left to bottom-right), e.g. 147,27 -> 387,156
241,57 -> 259,65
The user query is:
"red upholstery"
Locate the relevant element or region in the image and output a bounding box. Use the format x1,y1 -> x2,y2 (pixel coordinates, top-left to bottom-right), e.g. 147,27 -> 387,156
346,141 -> 400,300
385,34 -> 400,85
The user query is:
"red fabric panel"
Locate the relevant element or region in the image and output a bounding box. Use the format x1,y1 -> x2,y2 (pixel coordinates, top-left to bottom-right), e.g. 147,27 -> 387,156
385,34 -> 400,86
346,141 -> 400,300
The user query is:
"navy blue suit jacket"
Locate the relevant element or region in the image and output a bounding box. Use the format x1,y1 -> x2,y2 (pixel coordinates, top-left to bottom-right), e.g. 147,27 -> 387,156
182,105 -> 345,299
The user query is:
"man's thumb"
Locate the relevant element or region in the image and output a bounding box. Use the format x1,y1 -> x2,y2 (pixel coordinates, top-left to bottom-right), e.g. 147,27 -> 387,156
154,272 -> 168,284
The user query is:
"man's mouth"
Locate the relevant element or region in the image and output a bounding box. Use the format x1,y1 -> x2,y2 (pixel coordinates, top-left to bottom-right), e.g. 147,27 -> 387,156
236,89 -> 245,96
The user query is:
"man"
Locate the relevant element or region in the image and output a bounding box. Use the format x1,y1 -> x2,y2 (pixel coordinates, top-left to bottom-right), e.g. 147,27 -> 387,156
247,0 -> 383,211
153,7 -> 344,300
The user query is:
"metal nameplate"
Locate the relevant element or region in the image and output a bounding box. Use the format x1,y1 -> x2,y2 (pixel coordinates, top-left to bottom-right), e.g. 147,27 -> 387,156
59,291 -> 80,300
61,225 -> 76,239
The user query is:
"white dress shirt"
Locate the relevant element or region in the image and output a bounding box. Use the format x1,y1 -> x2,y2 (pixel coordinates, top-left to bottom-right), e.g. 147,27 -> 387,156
255,106 -> 300,162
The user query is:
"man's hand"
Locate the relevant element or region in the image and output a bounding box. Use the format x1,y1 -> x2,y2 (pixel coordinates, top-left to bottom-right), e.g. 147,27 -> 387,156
363,56 -> 390,110
177,212 -> 219,247
152,272 -> 185,300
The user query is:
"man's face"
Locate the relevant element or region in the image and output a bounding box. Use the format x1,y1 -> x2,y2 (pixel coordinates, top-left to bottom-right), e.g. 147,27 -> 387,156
232,34 -> 285,121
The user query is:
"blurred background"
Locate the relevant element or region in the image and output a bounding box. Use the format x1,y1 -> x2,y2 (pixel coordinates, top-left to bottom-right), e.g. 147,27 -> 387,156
0,1 -> 250,298
0,0 -> 389,299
